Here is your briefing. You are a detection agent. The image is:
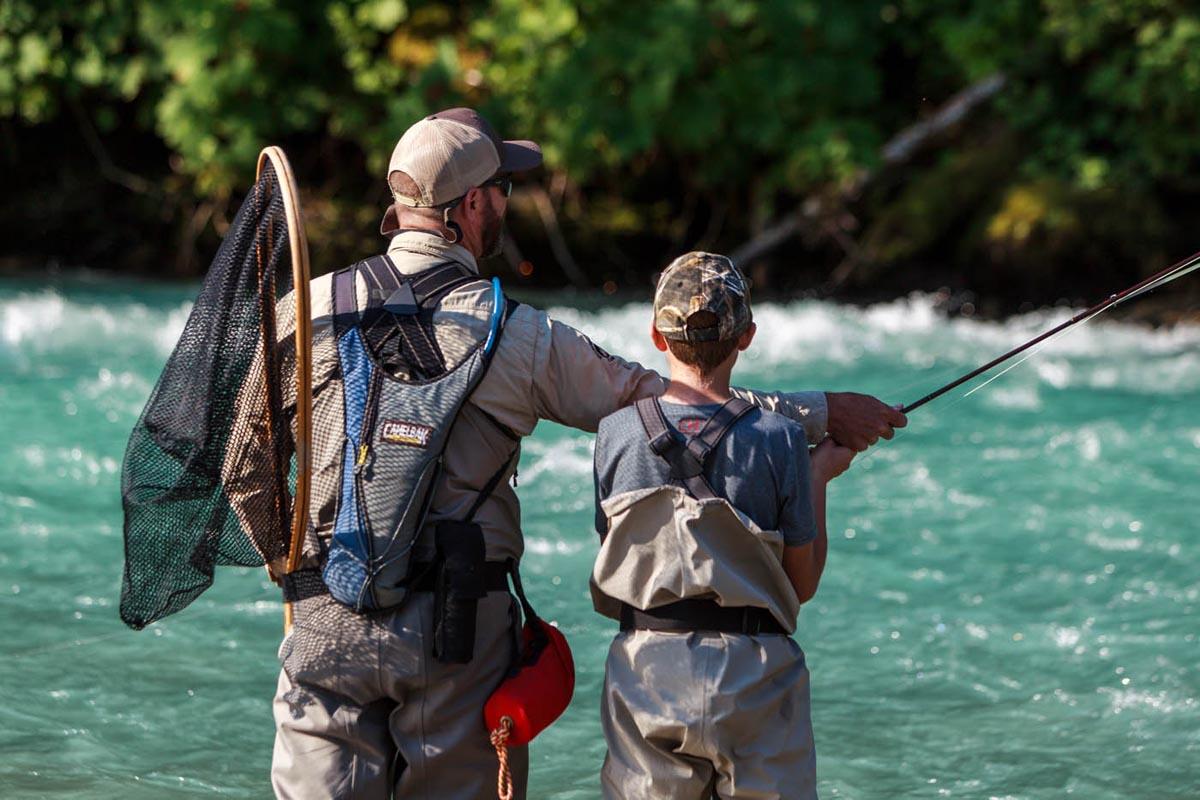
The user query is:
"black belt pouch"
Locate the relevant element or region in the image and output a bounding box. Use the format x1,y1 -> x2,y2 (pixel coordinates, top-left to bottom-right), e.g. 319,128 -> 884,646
432,520 -> 487,664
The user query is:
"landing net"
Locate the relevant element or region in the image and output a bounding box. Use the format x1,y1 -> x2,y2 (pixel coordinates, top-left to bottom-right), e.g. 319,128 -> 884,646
119,152 -> 308,629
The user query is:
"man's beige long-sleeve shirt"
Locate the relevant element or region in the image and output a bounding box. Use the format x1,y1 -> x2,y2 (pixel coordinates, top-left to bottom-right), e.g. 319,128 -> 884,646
230,231 -> 827,567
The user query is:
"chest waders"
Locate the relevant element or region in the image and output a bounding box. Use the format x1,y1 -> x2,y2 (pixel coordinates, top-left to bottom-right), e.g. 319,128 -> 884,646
598,396 -> 793,636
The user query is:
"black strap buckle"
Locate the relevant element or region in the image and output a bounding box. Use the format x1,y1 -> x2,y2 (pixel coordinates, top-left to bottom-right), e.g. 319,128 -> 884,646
646,428 -> 675,456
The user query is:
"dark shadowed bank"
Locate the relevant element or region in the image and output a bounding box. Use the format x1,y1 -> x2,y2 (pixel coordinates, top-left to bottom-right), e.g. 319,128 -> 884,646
4,1 -> 1200,318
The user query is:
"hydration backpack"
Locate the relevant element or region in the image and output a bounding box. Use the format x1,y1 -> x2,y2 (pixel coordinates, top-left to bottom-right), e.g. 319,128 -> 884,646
323,255 -> 508,612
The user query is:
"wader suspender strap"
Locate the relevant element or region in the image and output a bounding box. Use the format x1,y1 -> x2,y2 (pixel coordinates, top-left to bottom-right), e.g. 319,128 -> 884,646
634,396 -> 754,500
624,396 -> 786,638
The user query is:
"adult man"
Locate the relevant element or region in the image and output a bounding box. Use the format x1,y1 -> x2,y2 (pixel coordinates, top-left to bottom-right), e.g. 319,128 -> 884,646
244,108 -> 905,799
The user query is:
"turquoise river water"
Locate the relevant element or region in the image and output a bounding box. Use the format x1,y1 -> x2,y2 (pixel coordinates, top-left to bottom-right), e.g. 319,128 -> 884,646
1,274 -> 1197,799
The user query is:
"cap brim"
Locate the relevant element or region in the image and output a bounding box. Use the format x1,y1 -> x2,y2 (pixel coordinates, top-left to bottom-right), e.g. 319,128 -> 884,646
380,204 -> 400,236
499,140 -> 542,173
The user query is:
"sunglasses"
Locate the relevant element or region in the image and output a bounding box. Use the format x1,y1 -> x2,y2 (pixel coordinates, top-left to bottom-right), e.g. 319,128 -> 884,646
481,176 -> 513,197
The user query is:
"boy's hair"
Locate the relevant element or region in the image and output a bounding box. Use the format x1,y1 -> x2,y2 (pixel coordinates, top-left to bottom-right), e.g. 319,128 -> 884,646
664,309 -> 739,371
666,338 -> 739,371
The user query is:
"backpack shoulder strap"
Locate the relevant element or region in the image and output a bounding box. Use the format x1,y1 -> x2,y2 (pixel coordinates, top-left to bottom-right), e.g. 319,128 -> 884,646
363,255 -> 402,296
359,257 -> 474,316
634,397 -> 718,500
360,259 -> 466,379
331,264 -> 360,336
333,257 -> 395,328
407,260 -> 476,310
357,256 -> 404,331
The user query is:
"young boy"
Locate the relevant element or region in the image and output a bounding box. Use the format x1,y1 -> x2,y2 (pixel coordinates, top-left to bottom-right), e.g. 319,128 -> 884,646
591,252 -> 855,800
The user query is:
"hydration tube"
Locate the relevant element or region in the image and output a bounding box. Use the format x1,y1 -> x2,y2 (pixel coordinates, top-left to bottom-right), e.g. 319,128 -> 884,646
483,277 -> 504,353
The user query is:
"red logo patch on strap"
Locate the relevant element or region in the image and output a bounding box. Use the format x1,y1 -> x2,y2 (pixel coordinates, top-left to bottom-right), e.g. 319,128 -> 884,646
380,419 -> 434,448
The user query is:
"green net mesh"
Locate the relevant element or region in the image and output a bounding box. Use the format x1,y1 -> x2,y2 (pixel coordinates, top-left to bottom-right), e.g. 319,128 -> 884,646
119,161 -> 298,629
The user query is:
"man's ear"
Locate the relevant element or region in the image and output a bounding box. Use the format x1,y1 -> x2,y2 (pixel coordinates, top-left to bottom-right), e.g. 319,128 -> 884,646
737,321 -> 757,351
461,186 -> 482,213
650,324 -> 669,352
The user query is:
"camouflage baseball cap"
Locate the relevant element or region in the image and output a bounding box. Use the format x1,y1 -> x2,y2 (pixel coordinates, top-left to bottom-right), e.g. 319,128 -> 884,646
653,252 -> 752,342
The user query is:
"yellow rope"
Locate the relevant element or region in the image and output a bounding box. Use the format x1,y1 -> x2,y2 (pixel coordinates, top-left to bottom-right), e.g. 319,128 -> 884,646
489,716 -> 514,800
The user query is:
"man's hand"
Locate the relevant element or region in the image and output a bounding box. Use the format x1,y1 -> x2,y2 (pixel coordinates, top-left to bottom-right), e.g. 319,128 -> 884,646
825,391 -> 907,451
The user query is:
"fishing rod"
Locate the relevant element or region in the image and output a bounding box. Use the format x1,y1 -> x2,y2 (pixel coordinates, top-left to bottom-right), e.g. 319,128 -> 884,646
901,248 -> 1200,414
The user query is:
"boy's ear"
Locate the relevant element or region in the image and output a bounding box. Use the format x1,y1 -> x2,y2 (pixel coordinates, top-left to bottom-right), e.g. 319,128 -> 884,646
650,323 -> 670,352
737,321 -> 757,351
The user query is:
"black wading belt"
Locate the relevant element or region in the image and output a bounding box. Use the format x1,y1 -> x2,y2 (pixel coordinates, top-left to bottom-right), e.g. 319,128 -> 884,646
619,599 -> 787,636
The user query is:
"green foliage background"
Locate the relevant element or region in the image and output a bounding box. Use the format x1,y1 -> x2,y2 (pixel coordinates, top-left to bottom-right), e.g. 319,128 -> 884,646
3,0 -> 1200,312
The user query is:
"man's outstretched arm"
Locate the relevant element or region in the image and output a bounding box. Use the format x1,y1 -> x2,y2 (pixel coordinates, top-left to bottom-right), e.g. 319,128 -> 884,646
513,310 -> 906,446
730,387 -> 826,443
740,389 -> 910,449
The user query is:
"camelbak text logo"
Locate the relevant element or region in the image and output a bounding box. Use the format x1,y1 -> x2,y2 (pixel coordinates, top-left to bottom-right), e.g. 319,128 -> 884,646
380,420 -> 434,448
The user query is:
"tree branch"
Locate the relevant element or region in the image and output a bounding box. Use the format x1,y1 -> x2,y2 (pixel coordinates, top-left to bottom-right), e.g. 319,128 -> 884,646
528,183 -> 588,288
730,73 -> 1007,269
67,96 -> 160,197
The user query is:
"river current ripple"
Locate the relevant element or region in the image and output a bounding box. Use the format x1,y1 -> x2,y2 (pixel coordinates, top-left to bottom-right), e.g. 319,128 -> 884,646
1,277 -> 1197,799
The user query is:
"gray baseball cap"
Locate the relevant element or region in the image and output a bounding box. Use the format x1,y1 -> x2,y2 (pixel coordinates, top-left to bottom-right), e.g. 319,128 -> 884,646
653,252 -> 752,342
381,107 -> 542,234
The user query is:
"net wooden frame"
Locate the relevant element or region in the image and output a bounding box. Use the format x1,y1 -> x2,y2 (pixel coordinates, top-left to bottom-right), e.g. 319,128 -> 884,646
255,146 -> 312,632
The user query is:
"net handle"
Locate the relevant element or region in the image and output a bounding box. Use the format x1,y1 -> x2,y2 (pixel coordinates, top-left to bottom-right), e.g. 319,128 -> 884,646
256,146 -> 313,633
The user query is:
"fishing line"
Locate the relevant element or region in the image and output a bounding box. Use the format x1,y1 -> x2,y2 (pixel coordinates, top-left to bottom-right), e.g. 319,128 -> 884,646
1117,259 -> 1200,305
881,356 -> 984,399
883,306 -> 1096,419
955,305 -> 1111,402
0,625 -> 137,662
846,252 -> 1200,469
898,249 -> 1200,414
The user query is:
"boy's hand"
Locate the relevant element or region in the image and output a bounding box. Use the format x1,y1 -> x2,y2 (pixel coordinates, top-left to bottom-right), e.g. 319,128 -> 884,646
811,439 -> 856,482
825,392 -> 907,451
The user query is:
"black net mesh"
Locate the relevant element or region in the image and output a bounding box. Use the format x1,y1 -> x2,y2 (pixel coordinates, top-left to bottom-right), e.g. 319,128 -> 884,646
120,161 -> 298,629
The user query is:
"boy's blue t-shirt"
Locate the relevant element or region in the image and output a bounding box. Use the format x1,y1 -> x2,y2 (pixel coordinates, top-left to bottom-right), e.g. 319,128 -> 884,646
593,400 -> 817,546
